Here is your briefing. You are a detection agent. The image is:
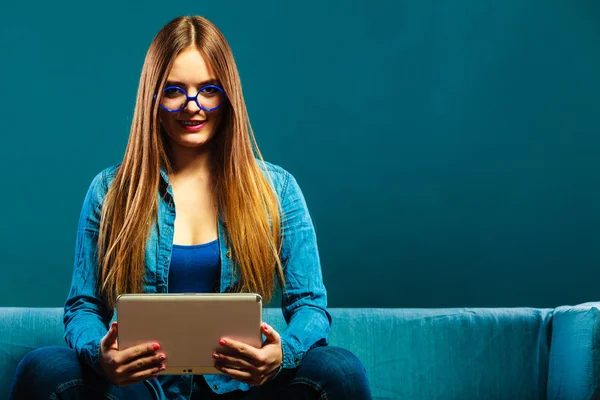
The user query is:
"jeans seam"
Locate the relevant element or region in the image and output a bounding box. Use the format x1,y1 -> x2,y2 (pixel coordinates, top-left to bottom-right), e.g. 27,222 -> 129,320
290,377 -> 328,400
48,378 -> 119,400
49,379 -> 85,400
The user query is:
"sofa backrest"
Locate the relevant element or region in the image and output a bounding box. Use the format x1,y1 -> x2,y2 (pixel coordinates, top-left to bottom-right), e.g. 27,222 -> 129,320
1,308 -> 65,399
1,306 -> 554,399
265,307 -> 552,399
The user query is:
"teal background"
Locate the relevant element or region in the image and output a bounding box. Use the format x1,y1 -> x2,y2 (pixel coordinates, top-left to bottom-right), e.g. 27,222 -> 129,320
1,1 -> 599,308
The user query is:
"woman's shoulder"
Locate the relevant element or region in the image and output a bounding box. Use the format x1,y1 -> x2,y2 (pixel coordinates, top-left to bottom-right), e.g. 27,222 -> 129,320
257,159 -> 293,190
256,159 -> 305,202
257,159 -> 288,179
77,164 -> 122,211
86,163 -> 122,195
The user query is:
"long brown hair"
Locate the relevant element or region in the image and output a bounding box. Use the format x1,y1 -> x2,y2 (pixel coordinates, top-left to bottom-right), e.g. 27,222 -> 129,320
98,16 -> 283,309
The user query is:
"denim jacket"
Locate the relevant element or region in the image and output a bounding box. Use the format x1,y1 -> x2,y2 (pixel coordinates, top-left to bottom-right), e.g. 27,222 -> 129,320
63,160 -> 332,399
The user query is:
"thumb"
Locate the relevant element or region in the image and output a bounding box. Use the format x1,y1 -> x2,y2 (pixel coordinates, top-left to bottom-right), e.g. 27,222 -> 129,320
101,321 -> 118,349
262,322 -> 280,343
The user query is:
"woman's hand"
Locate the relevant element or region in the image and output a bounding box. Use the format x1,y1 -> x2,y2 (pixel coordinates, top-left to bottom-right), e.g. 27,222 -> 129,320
213,322 -> 283,386
99,322 -> 167,386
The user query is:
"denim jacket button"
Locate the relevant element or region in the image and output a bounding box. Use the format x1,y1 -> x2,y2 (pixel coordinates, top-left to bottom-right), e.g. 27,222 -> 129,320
213,384 -> 219,390
226,251 -> 231,259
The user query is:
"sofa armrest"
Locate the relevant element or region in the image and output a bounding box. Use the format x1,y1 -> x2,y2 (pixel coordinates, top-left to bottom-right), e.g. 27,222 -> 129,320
547,302 -> 600,400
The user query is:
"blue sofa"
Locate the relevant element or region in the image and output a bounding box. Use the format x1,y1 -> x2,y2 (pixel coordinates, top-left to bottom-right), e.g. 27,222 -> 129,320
1,304 -> 599,399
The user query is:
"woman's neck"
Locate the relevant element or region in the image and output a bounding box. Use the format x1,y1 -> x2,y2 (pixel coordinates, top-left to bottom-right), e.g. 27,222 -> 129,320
168,142 -> 214,183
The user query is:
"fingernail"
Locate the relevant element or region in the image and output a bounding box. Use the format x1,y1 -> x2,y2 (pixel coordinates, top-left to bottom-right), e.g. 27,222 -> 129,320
153,344 -> 160,350
159,355 -> 166,361
160,365 -> 166,371
263,323 -> 269,331
213,353 -> 219,359
219,339 -> 227,345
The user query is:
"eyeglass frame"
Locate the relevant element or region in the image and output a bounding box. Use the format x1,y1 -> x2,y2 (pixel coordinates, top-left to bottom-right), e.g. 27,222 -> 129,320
154,84 -> 227,113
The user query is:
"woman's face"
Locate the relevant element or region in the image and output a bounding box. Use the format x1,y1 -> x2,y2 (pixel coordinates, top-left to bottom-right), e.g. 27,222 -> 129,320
158,46 -> 225,149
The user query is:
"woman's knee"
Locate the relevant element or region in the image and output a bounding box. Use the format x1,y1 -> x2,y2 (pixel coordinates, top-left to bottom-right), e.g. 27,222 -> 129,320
297,346 -> 371,399
303,346 -> 366,377
10,346 -> 156,400
10,346 -> 83,399
17,346 -> 81,378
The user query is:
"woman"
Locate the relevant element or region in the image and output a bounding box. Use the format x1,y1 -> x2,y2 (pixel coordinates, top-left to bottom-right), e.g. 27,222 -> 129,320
9,15 -> 371,399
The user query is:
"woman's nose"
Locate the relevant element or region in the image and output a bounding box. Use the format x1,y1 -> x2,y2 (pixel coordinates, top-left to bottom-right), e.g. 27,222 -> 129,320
184,95 -> 200,113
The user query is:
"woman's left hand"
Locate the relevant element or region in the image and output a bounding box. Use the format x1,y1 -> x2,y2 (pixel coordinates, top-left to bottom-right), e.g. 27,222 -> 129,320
213,322 -> 283,385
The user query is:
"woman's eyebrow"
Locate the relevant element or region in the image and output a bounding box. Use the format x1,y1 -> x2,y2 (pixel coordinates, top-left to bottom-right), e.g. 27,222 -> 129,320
165,78 -> 220,87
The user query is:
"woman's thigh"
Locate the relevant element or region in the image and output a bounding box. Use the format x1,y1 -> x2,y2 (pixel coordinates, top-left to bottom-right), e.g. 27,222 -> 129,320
9,346 -> 156,400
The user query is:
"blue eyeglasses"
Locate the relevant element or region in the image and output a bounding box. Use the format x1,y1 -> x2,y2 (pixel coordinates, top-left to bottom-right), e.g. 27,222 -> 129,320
156,84 -> 227,112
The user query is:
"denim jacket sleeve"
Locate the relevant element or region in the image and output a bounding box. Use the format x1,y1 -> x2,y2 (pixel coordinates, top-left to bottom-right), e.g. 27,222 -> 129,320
278,171 -> 332,370
63,170 -> 114,378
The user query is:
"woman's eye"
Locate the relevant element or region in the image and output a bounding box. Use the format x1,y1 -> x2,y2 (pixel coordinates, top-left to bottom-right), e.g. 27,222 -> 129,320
164,88 -> 183,98
201,87 -> 218,96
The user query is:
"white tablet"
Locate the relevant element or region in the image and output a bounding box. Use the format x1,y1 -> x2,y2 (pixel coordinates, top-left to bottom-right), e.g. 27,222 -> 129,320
116,293 -> 263,375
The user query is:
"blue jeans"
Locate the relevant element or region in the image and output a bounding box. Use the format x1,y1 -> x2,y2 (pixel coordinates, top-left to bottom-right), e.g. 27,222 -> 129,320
9,346 -> 371,399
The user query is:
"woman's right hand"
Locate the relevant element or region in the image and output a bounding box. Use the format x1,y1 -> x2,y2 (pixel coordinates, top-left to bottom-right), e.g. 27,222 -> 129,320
99,321 -> 167,386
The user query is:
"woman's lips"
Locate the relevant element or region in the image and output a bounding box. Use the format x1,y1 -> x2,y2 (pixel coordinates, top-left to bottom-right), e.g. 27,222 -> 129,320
179,120 -> 207,131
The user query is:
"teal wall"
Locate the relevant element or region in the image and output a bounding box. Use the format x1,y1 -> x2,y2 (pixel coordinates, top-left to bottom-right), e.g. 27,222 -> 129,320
1,1 -> 599,308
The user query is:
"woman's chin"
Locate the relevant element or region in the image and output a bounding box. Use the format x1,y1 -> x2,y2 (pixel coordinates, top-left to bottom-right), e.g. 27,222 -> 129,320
168,132 -> 216,149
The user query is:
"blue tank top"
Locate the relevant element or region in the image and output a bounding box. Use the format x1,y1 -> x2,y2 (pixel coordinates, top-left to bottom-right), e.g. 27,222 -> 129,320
168,239 -> 221,293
